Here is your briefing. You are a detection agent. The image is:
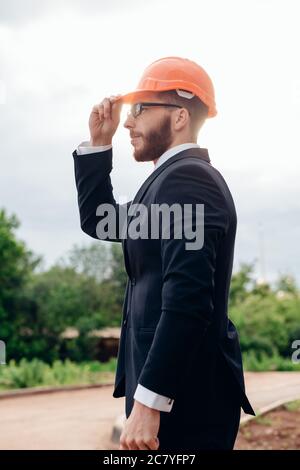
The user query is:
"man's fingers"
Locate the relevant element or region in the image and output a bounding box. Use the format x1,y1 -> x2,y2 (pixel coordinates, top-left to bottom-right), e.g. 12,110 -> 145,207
110,94 -> 122,102
130,437 -> 159,450
91,94 -> 122,122
126,439 -> 139,450
91,104 -> 101,114
136,439 -> 152,450
148,437 -> 160,450
102,97 -> 111,119
119,438 -> 159,451
102,95 -> 120,119
97,104 -> 104,121
91,104 -> 103,124
110,95 -> 123,120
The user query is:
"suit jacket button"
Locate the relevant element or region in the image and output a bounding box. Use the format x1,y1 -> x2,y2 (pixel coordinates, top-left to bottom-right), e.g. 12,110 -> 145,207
131,277 -> 136,285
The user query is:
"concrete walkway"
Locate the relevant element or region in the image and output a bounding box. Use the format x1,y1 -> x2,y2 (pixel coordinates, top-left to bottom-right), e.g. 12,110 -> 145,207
0,384 -> 124,450
241,372 -> 300,421
0,372 -> 300,450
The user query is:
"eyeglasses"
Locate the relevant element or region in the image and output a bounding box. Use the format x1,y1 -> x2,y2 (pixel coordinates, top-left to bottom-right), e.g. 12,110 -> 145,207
127,102 -> 183,118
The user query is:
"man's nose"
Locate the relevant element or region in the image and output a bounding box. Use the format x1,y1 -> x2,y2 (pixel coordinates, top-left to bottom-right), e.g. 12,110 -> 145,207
123,113 -> 135,129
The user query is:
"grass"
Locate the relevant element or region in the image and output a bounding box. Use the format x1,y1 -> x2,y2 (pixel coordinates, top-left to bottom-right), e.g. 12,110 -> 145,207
253,415 -> 273,426
0,358 -> 117,391
1,351 -> 300,391
283,400 -> 300,412
243,351 -> 300,371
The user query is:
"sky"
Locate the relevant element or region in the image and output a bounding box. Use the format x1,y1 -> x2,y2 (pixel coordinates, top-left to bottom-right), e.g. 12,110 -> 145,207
0,0 -> 299,284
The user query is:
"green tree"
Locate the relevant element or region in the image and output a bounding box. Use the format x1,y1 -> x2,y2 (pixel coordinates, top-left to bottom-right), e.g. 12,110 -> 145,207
0,209 -> 41,358
58,241 -> 112,283
23,265 -> 112,362
275,274 -> 298,296
58,241 -> 128,327
229,263 -> 254,308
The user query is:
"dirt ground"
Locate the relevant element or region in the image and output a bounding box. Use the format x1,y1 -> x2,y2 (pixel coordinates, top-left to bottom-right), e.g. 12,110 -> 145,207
1,373 -> 300,450
235,401 -> 300,450
107,402 -> 300,451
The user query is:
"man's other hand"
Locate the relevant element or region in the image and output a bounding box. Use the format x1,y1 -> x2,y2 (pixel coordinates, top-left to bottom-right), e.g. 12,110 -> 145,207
119,400 -> 160,450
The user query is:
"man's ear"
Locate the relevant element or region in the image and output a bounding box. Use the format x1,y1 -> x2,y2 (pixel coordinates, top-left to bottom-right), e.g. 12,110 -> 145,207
173,108 -> 189,131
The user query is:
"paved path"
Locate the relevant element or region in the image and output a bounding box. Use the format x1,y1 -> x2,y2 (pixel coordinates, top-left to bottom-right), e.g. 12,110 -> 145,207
0,384 -> 124,450
0,372 -> 300,450
241,372 -> 300,420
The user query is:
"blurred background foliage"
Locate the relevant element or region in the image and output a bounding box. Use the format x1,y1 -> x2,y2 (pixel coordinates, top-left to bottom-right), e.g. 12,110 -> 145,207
0,208 -> 300,389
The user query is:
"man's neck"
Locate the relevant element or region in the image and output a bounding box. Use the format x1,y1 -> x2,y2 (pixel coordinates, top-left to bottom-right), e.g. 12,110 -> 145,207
153,142 -> 200,170
153,140 -> 198,166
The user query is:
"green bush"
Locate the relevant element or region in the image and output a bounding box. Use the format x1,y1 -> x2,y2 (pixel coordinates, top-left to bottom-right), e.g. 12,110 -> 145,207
243,351 -> 300,371
0,358 -> 117,390
230,291 -> 300,359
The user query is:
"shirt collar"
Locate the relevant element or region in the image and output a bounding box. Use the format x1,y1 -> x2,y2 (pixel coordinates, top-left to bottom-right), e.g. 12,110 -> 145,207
153,143 -> 201,170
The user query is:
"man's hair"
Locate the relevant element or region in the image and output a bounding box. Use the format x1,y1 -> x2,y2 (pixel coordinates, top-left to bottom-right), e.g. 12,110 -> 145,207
154,90 -> 209,139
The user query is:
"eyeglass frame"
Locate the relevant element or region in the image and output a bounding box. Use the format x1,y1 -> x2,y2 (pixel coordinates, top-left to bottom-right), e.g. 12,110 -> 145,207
127,102 -> 186,118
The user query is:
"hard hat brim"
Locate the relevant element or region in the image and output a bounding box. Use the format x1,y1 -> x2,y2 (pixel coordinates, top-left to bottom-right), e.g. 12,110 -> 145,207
116,89 -> 164,104
115,84 -> 217,118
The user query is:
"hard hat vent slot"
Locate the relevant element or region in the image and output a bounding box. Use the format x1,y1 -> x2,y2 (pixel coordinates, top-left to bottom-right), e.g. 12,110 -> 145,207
176,89 -> 195,99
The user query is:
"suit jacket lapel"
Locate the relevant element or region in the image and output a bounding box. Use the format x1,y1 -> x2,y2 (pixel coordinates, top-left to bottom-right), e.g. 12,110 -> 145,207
122,147 -> 211,277
127,147 -> 210,227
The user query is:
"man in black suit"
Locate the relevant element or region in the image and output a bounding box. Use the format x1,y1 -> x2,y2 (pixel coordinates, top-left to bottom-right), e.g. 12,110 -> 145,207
73,57 -> 255,451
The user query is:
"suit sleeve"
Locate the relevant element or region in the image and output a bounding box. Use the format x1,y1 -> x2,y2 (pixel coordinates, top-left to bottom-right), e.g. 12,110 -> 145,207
137,163 -> 229,399
73,148 -> 131,243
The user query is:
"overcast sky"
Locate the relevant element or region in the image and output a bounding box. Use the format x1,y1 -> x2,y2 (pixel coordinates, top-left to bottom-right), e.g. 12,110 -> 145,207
0,0 -> 299,284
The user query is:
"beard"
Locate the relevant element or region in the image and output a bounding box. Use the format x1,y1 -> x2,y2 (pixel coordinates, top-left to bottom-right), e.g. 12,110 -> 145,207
132,114 -> 173,163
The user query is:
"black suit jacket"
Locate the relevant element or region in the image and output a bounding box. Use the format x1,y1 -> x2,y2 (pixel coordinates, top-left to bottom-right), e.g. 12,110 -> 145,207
73,146 -> 255,424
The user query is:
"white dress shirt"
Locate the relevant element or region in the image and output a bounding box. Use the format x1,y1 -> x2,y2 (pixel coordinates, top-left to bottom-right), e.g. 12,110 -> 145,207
76,140 -> 200,411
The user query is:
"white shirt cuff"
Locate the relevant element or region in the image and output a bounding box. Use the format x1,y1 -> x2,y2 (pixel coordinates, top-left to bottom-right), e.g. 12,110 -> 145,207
77,141 -> 112,155
134,384 -> 174,412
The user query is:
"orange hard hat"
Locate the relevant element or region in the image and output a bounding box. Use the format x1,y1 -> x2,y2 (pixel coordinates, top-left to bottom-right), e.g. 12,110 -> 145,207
117,56 -> 217,118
